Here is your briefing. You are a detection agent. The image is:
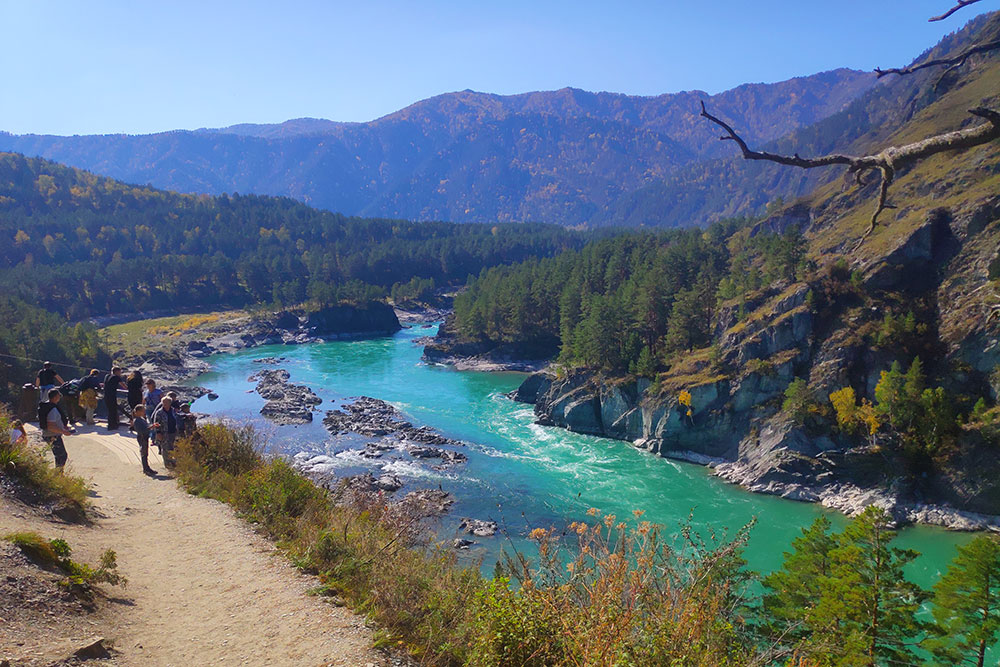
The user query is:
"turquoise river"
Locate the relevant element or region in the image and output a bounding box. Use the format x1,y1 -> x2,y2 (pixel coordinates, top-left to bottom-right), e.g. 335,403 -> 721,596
187,323 -> 975,588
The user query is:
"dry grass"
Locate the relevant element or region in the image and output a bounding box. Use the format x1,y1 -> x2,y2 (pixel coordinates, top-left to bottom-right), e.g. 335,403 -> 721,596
0,409 -> 88,513
100,310 -> 246,358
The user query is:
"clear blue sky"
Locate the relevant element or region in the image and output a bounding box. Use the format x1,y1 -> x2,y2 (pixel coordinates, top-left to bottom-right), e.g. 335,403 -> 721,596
1,1 -> 995,135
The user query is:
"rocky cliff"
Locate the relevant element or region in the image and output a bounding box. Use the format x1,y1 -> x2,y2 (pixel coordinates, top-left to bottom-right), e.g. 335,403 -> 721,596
513,184 -> 1000,530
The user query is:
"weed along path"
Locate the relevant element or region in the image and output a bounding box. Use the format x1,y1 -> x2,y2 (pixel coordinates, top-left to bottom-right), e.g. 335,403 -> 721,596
1,426 -> 384,666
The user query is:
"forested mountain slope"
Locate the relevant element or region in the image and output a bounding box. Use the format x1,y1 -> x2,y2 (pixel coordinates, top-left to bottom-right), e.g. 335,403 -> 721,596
0,70 -> 875,226
0,153 -> 581,319
444,11 -> 1000,525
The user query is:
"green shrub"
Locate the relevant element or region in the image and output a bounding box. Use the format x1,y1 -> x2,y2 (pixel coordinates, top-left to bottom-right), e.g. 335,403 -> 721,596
469,578 -> 566,667
238,459 -> 324,536
174,422 -> 263,502
0,409 -> 88,512
4,531 -> 126,592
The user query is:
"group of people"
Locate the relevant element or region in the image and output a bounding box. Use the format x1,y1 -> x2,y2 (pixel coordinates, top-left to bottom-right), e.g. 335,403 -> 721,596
34,361 -> 193,476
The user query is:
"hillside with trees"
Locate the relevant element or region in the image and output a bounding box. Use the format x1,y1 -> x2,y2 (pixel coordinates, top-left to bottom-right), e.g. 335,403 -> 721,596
0,152 -> 582,319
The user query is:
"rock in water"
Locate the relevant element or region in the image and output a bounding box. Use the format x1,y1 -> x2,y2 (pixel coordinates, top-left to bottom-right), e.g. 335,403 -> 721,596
459,518 -> 498,537
248,368 -> 321,425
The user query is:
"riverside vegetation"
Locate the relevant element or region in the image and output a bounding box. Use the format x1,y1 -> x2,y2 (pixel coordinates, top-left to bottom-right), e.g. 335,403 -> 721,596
173,420 -> 1000,665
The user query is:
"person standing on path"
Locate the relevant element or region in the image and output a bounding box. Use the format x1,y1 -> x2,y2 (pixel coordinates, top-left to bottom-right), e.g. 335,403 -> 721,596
39,389 -> 74,469
126,370 -> 144,430
132,404 -> 157,477
143,379 -> 164,449
35,362 -> 64,402
78,369 -> 103,425
103,367 -> 126,431
150,396 -> 178,468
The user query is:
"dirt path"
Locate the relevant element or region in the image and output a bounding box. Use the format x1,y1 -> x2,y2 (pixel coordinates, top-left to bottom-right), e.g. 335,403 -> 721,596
1,426 -> 384,666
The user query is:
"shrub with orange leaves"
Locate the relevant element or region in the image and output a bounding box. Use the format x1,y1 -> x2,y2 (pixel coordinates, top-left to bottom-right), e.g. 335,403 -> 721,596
471,514 -> 760,665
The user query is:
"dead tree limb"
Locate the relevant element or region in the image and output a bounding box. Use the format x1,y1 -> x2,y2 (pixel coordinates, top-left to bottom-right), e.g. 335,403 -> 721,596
700,102 -> 1000,239
875,38 -> 1000,78
929,0 -> 987,22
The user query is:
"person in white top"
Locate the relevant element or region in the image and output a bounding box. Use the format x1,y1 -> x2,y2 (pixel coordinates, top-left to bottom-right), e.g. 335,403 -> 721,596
40,388 -> 74,469
9,420 -> 27,447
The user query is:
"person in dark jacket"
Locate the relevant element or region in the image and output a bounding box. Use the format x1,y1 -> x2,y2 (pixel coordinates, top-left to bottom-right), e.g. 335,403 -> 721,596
126,370 -> 144,430
132,404 -> 157,476
103,367 -> 125,431
150,396 -> 178,468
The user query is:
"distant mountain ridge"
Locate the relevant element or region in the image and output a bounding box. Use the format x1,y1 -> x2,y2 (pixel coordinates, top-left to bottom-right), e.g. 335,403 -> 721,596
0,69 -> 877,226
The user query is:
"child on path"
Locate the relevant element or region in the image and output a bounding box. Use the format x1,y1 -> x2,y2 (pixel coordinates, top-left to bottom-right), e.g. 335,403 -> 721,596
132,404 -> 157,477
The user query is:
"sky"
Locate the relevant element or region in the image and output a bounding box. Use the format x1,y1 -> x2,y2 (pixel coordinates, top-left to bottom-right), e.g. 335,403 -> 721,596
0,1 -> 996,136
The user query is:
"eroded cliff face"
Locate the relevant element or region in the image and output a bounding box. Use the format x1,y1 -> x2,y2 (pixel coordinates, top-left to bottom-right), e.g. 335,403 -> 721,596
515,196 -> 1000,529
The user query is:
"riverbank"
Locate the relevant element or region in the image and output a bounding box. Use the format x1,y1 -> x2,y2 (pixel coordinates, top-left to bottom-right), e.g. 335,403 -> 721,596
511,369 -> 1000,532
102,302 -> 406,385
420,313 -> 553,372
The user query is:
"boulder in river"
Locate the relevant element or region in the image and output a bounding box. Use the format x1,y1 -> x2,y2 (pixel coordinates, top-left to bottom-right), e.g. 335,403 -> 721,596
459,518 -> 498,537
249,368 -> 322,425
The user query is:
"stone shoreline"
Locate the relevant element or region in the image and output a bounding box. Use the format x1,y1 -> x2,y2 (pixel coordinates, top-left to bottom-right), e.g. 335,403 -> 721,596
123,302 -> 409,386
513,371 -> 1000,533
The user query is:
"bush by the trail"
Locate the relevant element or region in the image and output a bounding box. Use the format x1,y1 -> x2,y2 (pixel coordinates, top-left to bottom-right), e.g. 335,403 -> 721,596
4,531 -> 125,594
0,407 -> 88,512
173,422 -> 262,502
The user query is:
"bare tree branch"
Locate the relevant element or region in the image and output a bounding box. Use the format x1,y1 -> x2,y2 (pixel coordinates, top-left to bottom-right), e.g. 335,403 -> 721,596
929,0 -> 986,22
875,39 -> 1000,78
700,102 -> 1000,238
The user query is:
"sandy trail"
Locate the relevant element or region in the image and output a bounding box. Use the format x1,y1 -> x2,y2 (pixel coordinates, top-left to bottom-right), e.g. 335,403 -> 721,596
1,425 -> 383,666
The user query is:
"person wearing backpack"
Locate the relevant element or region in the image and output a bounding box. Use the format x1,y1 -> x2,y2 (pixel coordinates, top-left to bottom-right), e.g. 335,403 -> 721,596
150,396 -> 178,468
103,367 -> 125,431
39,389 -> 75,470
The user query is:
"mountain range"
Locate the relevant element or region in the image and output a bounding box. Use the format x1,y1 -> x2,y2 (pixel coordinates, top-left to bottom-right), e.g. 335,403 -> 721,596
0,70 -> 877,227
0,14 -> 996,229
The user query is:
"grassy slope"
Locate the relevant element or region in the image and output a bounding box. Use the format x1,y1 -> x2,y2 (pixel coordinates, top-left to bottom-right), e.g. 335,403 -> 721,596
100,310 -> 249,360
805,61 -> 1000,261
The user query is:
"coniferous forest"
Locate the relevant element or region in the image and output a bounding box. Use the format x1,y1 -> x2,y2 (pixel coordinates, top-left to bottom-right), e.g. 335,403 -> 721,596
0,153 -> 583,319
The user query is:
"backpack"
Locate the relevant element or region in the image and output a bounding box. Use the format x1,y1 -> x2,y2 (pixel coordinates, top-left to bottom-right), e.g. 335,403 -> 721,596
38,401 -> 56,428
60,378 -> 81,397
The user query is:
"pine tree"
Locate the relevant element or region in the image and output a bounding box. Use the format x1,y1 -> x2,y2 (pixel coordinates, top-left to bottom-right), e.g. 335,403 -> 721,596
761,516 -> 835,646
815,506 -> 926,666
900,357 -> 926,430
926,535 -> 1000,667
874,361 -> 906,430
